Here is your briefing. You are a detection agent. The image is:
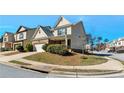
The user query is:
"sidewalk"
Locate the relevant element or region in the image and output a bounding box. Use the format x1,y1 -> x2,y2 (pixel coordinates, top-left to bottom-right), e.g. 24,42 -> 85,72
16,57 -> 124,72
0,52 -> 37,62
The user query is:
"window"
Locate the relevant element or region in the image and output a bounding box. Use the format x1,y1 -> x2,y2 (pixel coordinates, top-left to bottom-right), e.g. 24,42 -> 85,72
118,42 -> 121,45
58,28 -> 66,36
19,33 -> 24,39
4,38 -> 7,41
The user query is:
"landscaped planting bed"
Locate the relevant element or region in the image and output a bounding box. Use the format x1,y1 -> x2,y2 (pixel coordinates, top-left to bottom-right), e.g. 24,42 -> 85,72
24,52 -> 108,66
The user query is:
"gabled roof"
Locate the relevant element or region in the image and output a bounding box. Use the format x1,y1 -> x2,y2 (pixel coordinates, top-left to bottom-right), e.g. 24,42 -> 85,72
16,26 -> 36,33
5,32 -> 14,35
73,21 -> 86,35
54,16 -> 71,28
40,26 -> 53,36
3,32 -> 14,37
32,25 -> 53,39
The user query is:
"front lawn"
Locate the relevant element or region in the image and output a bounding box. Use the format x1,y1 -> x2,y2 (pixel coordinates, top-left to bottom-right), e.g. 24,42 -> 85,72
10,60 -> 31,65
119,61 -> 124,65
24,52 -> 108,66
3,52 -> 20,56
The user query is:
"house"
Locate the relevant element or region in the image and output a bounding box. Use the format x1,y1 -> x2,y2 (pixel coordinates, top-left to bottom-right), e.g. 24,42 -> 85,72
2,32 -> 14,50
13,26 -> 36,50
50,16 -> 87,52
32,25 -> 53,52
116,38 -> 124,48
32,16 -> 87,52
109,37 -> 124,52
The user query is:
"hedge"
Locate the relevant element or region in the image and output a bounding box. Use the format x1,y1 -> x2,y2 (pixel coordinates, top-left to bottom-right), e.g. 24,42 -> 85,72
46,44 -> 70,56
42,44 -> 49,52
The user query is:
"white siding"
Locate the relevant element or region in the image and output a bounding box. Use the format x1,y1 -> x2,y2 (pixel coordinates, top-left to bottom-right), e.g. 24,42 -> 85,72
56,17 -> 71,27
53,29 -> 58,36
16,32 -> 26,41
34,28 -> 48,39
19,27 -> 26,32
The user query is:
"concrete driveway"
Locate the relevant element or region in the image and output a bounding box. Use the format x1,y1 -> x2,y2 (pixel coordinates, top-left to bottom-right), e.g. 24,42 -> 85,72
0,52 -> 37,62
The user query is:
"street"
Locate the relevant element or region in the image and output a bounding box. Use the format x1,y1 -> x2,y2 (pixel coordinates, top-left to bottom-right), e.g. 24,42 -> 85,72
0,64 -> 48,78
112,53 -> 124,61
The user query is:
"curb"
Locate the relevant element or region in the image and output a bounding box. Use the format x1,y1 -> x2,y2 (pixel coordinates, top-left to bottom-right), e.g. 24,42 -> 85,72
20,65 -> 52,73
50,70 -> 123,76
0,59 -> 123,77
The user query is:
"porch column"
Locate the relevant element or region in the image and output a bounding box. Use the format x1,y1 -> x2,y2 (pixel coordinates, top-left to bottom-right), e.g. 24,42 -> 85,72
65,29 -> 68,48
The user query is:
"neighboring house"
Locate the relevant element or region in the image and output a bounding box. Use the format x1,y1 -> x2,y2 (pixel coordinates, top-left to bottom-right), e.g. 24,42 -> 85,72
0,37 -> 3,51
2,32 -> 14,49
109,37 -> 124,52
13,26 -> 36,50
85,34 -> 92,50
32,16 -> 87,52
116,38 -> 124,48
32,26 -> 53,52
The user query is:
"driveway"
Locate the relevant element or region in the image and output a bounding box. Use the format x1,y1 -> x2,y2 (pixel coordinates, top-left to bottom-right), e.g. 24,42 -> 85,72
0,52 -> 37,62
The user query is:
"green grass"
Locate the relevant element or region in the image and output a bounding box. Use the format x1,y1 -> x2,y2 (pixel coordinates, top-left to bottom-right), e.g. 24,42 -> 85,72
121,61 -> 124,65
24,52 -> 108,66
3,52 -> 20,56
10,60 -> 31,65
80,55 -> 107,65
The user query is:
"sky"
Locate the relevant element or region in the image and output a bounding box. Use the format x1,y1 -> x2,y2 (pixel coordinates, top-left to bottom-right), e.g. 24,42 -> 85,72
0,15 -> 124,41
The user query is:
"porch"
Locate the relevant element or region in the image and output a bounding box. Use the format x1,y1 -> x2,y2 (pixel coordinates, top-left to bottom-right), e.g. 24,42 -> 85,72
49,36 -> 71,49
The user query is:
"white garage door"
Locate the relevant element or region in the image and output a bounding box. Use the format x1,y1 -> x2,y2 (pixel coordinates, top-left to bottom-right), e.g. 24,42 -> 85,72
35,44 -> 45,52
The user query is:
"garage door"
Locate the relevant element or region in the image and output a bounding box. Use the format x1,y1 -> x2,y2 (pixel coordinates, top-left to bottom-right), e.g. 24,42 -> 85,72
35,44 -> 45,52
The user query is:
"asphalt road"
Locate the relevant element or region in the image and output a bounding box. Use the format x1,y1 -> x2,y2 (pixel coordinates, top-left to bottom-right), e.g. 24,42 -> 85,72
0,64 -> 48,78
112,53 -> 124,61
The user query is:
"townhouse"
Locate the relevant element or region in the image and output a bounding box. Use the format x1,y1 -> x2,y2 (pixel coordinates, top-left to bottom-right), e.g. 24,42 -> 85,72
13,26 -> 36,50
0,16 -> 88,52
109,37 -> 124,51
2,32 -> 14,50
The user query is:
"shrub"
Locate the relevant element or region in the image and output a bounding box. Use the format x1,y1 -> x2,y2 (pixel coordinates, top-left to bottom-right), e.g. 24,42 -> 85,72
42,44 -> 49,52
46,44 -> 70,56
81,55 -> 88,59
1,48 -> 13,51
16,45 -> 24,52
25,43 -> 33,52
